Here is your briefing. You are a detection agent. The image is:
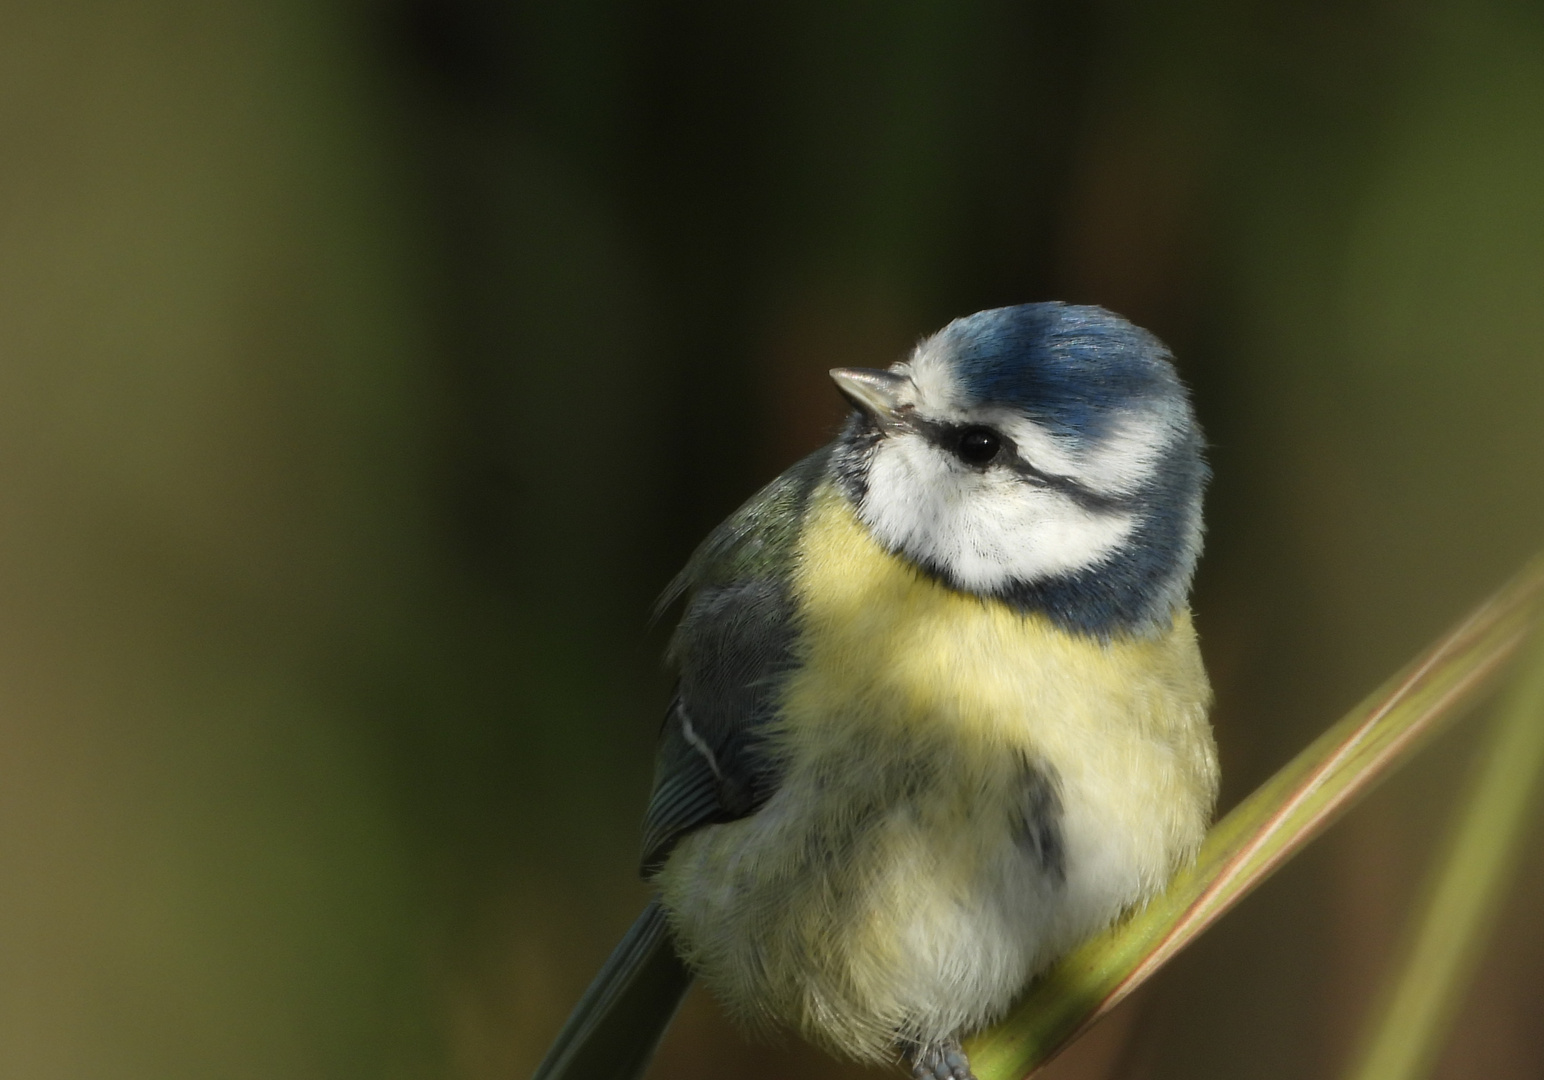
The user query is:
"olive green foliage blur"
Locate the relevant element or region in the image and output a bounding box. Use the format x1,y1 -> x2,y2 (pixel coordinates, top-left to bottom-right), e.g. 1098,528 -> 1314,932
1,3 -> 1542,1080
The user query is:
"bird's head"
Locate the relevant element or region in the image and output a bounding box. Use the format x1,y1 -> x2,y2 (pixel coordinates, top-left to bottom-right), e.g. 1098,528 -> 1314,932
829,302 -> 1207,636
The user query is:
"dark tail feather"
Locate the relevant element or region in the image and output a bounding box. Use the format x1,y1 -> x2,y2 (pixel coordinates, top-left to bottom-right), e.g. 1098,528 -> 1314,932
531,900 -> 693,1080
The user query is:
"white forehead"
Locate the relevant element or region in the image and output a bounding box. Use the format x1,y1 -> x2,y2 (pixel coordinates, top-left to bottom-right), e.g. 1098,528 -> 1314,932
897,333 -> 972,413
891,336 -> 1185,499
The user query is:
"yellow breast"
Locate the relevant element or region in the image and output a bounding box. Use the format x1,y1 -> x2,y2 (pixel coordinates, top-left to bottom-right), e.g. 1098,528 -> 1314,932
784,483 -> 1215,833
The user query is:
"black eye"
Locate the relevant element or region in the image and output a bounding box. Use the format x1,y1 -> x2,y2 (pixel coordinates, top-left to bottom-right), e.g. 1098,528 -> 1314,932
955,426 -> 1003,465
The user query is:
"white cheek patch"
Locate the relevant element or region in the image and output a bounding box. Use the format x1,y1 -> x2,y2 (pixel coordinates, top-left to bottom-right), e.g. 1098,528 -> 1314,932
860,434 -> 1137,590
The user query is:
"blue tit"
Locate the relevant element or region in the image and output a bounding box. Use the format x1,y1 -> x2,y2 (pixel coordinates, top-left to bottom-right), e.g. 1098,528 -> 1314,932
532,302 -> 1218,1080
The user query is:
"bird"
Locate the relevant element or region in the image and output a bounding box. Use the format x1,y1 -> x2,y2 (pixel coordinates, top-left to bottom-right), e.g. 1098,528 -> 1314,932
531,302 -> 1219,1080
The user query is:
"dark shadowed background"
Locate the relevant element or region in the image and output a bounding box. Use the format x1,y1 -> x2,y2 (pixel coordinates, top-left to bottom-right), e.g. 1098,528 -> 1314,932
1,2 -> 1542,1078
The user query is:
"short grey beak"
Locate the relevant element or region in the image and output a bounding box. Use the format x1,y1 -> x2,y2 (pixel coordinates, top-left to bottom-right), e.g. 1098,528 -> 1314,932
830,368 -> 909,426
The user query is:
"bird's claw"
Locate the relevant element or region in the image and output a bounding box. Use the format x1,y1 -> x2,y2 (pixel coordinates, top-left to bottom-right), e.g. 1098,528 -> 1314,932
908,1040 -> 976,1080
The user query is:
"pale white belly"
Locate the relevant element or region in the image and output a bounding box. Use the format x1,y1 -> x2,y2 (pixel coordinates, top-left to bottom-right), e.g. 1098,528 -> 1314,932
656,705 -> 1210,1062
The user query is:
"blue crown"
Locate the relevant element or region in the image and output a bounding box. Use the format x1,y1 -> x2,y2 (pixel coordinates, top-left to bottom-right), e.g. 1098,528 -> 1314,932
936,303 -> 1181,440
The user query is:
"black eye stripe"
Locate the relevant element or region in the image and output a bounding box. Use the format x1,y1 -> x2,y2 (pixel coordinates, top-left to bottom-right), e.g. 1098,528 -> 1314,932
902,414 -> 1133,512
906,416 -> 1010,465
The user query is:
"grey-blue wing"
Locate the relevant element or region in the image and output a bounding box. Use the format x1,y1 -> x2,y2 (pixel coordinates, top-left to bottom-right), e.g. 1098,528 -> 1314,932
639,447 -> 832,876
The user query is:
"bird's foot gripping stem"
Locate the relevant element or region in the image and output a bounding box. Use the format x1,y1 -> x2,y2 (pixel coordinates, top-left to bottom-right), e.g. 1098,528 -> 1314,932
908,1039 -> 976,1080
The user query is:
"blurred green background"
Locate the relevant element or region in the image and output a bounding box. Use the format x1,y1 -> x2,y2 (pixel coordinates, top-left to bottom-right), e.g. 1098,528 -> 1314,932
1,2 -> 1542,1078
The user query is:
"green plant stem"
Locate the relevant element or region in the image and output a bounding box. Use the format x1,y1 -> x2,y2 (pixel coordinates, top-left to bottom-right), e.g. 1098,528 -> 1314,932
1345,624 -> 1544,1080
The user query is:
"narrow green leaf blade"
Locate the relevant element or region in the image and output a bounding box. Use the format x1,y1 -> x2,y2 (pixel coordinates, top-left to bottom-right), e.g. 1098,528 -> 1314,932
965,557 -> 1544,1080
1346,623 -> 1544,1080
